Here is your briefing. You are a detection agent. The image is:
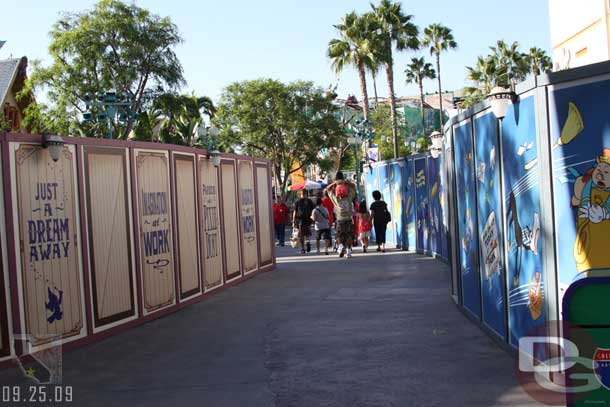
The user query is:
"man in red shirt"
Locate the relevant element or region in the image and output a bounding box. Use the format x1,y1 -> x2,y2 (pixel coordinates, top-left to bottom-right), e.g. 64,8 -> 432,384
273,197 -> 289,246
321,191 -> 335,248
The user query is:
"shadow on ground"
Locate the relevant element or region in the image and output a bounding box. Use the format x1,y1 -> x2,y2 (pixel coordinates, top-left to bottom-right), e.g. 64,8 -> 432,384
0,247 -> 539,407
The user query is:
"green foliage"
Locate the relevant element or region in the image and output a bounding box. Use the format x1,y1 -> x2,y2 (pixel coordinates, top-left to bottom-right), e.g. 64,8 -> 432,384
215,79 -> 343,198
463,41 -> 552,109
370,104 -> 410,159
22,0 -> 184,137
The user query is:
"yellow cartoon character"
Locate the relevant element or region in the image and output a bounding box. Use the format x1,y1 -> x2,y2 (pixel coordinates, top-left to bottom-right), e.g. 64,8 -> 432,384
573,148 -> 610,273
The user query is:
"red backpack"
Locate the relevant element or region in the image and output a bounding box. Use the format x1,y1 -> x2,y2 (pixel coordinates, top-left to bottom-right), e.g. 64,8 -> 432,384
335,183 -> 349,198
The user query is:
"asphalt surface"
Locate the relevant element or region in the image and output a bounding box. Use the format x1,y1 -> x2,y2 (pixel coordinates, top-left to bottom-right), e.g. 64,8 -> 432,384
0,246 -> 542,407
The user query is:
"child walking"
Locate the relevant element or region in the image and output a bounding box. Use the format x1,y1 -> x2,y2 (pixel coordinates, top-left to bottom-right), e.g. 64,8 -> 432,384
356,200 -> 372,253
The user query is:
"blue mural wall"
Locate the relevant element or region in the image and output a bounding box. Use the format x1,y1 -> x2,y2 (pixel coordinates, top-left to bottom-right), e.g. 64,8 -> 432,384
501,94 -> 546,347
454,121 -> 481,318
404,159 -> 416,250
414,157 -> 429,253
438,151 -> 449,261
474,112 -> 507,339
389,162 -> 404,248
548,78 -> 610,303
427,156 -> 441,256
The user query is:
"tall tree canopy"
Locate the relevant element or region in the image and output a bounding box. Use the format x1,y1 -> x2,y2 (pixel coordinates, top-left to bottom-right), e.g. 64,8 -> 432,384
21,0 -> 185,137
214,79 -> 343,199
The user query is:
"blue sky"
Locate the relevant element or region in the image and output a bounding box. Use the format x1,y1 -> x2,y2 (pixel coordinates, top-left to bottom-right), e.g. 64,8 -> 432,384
1,0 -> 551,103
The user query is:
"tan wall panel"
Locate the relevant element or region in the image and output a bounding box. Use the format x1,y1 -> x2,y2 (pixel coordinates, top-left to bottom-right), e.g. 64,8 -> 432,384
199,159 -> 223,290
175,157 -> 200,297
15,145 -> 84,346
256,165 -> 273,265
221,162 -> 241,279
135,151 -> 175,313
238,161 -> 258,273
85,148 -> 134,326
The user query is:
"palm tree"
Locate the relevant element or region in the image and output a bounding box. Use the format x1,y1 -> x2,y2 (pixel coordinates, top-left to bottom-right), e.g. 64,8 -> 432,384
405,57 -> 436,136
421,23 -> 457,129
371,0 -> 419,158
525,47 -> 552,76
489,40 -> 529,86
328,11 -> 377,120
366,56 -> 382,107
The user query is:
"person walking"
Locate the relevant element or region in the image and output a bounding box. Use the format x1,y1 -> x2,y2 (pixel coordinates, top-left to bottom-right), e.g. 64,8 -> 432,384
356,200 -> 372,252
272,197 -> 289,246
311,197 -> 331,255
370,190 -> 390,253
292,191 -> 315,254
326,171 -> 357,258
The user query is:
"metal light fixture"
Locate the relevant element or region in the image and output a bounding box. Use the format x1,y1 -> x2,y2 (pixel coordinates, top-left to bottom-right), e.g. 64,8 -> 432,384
43,133 -> 64,162
487,86 -> 514,120
209,150 -> 221,167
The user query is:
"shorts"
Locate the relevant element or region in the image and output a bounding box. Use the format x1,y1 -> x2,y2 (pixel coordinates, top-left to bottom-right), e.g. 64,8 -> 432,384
358,231 -> 371,240
316,228 -> 331,241
336,220 -> 354,243
296,219 -> 312,237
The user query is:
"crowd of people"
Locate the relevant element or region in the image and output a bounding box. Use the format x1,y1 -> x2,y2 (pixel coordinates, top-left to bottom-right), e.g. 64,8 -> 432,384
272,171 -> 391,258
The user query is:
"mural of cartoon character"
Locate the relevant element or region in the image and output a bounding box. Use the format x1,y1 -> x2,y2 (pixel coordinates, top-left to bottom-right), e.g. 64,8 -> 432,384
572,148 -> 610,273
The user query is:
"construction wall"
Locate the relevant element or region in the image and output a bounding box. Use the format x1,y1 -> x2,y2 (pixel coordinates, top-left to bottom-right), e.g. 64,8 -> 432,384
366,60 -> 610,348
0,135 -> 275,361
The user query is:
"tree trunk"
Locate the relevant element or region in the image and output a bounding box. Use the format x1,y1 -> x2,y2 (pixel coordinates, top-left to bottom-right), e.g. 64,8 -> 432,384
418,79 -> 425,136
372,72 -> 378,106
435,53 -> 443,130
356,59 -> 370,121
385,60 -> 399,159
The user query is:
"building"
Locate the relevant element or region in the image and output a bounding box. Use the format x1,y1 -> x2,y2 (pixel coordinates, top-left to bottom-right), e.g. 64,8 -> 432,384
0,56 -> 33,132
549,0 -> 610,69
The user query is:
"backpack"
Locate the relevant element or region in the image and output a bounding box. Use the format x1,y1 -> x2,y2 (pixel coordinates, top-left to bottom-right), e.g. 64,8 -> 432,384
297,198 -> 314,220
335,183 -> 349,198
384,203 -> 391,224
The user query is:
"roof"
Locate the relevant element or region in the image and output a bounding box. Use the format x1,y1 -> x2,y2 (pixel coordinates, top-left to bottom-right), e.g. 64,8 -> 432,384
0,58 -> 21,105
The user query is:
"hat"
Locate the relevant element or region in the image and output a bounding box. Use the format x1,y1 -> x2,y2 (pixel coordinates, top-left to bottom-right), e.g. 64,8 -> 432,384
597,148 -> 610,165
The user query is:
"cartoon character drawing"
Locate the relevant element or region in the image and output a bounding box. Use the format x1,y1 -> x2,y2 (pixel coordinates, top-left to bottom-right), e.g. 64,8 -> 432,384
506,190 -> 541,287
528,272 -> 543,320
45,287 -> 63,324
572,148 -> 610,273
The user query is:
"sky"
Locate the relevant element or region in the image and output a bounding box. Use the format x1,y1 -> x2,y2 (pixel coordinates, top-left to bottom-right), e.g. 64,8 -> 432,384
0,0 -> 551,104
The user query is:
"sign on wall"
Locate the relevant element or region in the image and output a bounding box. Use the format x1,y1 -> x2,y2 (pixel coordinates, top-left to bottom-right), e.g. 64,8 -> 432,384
200,158 -> 223,290
474,112 -> 507,339
174,155 -> 201,299
453,122 -> 482,319
255,164 -> 273,266
84,147 -> 135,328
15,145 -> 84,346
238,161 -> 258,274
135,151 -> 175,314
221,161 -> 241,280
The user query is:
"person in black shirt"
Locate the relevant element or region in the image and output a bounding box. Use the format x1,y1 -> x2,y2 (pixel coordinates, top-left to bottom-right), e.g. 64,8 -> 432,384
292,191 -> 315,254
370,190 -> 389,253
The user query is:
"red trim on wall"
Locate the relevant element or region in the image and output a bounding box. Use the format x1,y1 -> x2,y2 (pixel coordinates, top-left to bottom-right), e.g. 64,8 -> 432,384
0,140 -> 12,357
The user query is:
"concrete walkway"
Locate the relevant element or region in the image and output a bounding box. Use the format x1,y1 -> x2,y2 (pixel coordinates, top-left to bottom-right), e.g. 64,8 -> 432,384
0,247 -> 540,407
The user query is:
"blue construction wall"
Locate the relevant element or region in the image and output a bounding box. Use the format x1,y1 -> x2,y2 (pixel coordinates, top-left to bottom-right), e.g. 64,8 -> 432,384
365,60 -> 610,349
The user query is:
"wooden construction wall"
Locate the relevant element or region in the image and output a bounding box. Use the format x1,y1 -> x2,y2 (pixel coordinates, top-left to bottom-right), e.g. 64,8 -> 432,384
0,134 -> 275,361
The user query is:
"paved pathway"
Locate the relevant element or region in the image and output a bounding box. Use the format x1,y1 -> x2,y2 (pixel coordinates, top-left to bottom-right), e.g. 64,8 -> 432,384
0,247 -> 541,406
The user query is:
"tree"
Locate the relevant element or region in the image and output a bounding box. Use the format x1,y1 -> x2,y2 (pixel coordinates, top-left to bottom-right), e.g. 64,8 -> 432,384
328,11 -> 378,121
370,104 -> 410,159
21,0 -> 184,138
214,79 -> 343,200
405,57 -> 436,136
371,0 -> 419,158
525,47 -> 552,76
421,23 -> 457,131
489,40 -> 529,86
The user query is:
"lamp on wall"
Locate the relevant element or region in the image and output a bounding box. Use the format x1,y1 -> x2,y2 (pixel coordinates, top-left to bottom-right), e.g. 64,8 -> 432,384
42,132 -> 65,162
429,131 -> 443,159
487,86 -> 515,120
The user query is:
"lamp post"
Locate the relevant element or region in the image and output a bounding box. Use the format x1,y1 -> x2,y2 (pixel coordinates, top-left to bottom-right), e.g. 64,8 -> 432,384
429,130 -> 444,159
198,123 -> 222,167
347,133 -> 364,199
486,86 -> 515,120
82,91 -> 137,139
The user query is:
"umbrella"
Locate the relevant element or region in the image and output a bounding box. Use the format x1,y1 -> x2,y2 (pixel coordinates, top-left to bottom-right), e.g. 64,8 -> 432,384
289,180 -> 325,191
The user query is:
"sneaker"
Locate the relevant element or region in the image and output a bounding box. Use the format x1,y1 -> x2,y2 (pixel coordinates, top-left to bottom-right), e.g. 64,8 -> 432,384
346,249 -> 352,258
324,251 -> 329,255
316,249 -> 320,254
306,242 -> 311,252
339,247 -> 345,258
363,246 -> 367,253
376,247 -> 381,252
301,250 -> 306,254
